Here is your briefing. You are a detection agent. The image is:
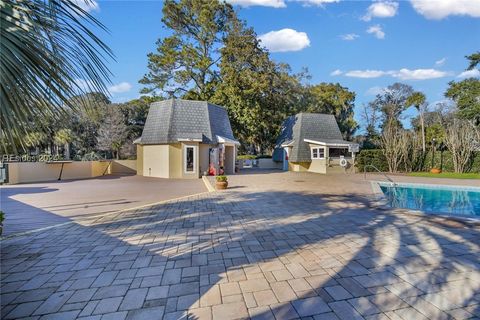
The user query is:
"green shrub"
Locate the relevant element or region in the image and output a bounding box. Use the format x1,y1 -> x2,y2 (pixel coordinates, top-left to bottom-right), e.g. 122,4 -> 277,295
256,155 -> 272,159
356,149 -> 480,173
237,155 -> 256,160
216,175 -> 228,182
356,149 -> 389,172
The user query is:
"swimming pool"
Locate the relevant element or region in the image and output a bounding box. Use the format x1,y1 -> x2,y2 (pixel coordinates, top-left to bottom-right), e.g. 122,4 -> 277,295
377,182 -> 480,218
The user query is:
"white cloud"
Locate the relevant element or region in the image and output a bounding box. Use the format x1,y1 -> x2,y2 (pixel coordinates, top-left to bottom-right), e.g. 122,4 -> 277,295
362,1 -> 399,21
73,0 -> 99,13
226,0 -> 286,7
366,24 -> 385,39
340,33 -> 360,40
226,0 -> 340,7
435,57 -> 446,66
457,69 -> 480,78
391,68 -> 449,80
342,68 -> 450,80
292,0 -> 340,7
410,0 -> 480,19
330,69 -> 343,76
258,28 -> 310,52
345,70 -> 387,78
108,82 -> 132,94
366,86 -> 385,95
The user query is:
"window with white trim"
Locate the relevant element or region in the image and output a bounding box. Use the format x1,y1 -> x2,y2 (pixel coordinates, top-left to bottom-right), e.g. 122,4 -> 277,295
311,147 -> 325,159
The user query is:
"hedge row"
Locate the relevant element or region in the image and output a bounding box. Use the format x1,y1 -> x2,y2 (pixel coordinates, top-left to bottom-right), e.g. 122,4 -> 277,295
237,154 -> 272,160
356,149 -> 480,173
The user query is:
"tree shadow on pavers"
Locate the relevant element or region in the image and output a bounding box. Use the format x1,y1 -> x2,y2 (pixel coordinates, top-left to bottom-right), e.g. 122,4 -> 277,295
58,190 -> 480,318
79,189 -> 480,318
118,190 -> 479,318
399,224 -> 480,318
1,189 -> 479,319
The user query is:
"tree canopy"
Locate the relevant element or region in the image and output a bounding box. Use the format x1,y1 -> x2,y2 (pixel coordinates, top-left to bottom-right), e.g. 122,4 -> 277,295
212,18 -> 306,152
304,83 -> 358,140
140,0 -> 235,100
370,83 -> 414,130
445,78 -> 480,125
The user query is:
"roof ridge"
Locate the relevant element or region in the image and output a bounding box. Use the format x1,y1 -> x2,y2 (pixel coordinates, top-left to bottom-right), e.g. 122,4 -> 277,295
166,99 -> 175,142
292,113 -> 303,161
205,102 -> 214,142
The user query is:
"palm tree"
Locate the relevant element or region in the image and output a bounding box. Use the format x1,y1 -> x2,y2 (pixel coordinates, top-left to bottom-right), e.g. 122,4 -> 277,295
25,131 -> 48,155
406,92 -> 427,152
0,0 -> 113,152
54,128 -> 74,159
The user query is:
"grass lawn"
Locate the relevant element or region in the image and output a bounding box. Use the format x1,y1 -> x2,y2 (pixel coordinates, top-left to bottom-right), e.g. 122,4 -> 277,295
408,172 -> 480,179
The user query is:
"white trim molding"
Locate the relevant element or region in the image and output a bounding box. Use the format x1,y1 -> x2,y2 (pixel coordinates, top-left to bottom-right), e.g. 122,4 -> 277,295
304,138 -> 352,148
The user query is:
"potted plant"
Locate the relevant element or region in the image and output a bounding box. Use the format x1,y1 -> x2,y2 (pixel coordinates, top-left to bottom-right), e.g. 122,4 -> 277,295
430,168 -> 442,174
215,175 -> 228,190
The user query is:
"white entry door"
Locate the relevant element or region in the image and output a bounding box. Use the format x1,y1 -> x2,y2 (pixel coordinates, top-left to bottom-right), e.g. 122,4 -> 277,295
282,148 -> 289,171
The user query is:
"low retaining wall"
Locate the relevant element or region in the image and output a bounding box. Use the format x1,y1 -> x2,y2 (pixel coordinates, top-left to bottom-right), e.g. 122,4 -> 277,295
111,160 -> 137,174
5,160 -> 137,184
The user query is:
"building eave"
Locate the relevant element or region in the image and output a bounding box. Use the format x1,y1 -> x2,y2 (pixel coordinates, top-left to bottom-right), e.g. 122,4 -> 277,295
304,138 -> 355,148
216,135 -> 240,146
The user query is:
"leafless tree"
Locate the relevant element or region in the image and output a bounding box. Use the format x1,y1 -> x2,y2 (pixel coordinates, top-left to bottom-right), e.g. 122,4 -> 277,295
381,121 -> 404,173
399,131 -> 422,172
97,105 -> 128,160
444,119 -> 477,173
361,102 -> 381,131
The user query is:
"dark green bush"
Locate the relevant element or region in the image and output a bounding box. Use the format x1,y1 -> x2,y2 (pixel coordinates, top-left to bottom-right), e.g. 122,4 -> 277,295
355,149 -> 389,172
237,155 -> 256,160
237,154 -> 272,160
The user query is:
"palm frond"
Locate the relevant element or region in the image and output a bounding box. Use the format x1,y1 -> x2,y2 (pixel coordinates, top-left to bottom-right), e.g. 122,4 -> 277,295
0,0 -> 114,152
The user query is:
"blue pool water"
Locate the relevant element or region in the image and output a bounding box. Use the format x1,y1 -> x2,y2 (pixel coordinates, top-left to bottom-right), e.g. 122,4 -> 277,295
379,183 -> 480,217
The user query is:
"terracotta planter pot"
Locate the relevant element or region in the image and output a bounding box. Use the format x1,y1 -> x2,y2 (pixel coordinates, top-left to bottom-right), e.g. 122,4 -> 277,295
216,181 -> 228,190
430,168 -> 442,174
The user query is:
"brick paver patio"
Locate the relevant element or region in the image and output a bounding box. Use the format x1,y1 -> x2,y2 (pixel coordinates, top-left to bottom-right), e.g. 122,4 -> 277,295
1,172 -> 479,319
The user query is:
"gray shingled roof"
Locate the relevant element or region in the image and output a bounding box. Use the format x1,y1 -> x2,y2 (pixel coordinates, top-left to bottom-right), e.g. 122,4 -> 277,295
272,113 -> 353,162
137,99 -> 238,145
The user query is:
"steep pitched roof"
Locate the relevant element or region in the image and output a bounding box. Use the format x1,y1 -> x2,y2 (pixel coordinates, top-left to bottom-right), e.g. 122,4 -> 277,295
272,113 -> 351,162
137,99 -> 238,145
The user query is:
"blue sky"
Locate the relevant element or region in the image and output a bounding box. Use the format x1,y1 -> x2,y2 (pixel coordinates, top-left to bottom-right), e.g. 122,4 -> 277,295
87,0 -> 480,130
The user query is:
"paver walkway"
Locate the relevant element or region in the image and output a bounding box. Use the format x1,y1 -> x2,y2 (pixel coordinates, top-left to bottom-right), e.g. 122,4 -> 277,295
1,172 -> 479,319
